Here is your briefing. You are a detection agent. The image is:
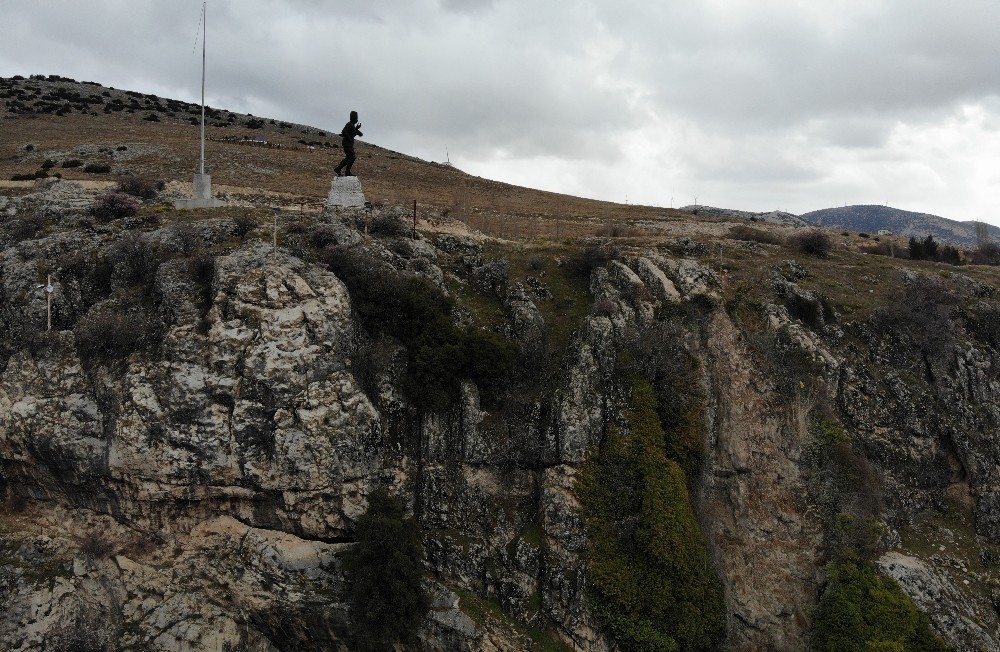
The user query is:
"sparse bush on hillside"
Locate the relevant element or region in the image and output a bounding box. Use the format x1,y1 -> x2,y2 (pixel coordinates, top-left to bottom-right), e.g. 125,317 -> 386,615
564,243 -> 621,279
862,239 -> 905,258
309,224 -> 339,248
108,233 -> 167,292
970,242 -> 1000,266
83,163 -> 111,174
596,221 -> 638,238
232,214 -> 257,238
116,175 -> 163,200
92,191 -> 140,223
78,531 -> 116,560
369,213 -> 410,238
61,159 -> 83,168
10,171 -> 47,181
727,224 -> 785,246
790,229 -> 832,258
8,215 -> 46,243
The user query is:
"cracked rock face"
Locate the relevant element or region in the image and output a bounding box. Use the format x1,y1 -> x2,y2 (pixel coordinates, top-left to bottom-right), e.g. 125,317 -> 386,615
2,244 -> 384,542
6,193 -> 1000,652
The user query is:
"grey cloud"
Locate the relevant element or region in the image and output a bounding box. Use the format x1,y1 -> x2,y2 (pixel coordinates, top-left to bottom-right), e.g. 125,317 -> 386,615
1,0 -> 998,221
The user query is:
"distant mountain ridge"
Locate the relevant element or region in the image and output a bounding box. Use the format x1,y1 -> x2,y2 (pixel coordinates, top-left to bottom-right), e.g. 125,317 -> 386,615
800,204 -> 999,247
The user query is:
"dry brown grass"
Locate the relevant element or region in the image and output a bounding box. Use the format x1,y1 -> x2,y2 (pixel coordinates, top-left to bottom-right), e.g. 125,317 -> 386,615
9,93 -> 1000,320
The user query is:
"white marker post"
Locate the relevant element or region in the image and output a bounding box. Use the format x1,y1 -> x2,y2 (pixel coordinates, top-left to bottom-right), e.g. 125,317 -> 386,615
35,274 -> 54,331
272,207 -> 280,265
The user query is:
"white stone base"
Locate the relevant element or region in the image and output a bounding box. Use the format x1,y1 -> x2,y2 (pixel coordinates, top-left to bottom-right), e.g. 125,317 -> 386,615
175,173 -> 226,209
175,197 -> 227,209
326,176 -> 366,208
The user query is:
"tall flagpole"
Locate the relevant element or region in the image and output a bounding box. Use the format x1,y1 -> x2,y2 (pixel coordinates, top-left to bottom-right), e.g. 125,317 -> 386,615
176,0 -> 224,209
199,2 -> 206,176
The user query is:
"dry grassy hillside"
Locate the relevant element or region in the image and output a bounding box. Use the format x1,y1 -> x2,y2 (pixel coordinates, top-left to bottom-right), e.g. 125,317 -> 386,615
5,74 -> 1000,311
0,76 -> 706,235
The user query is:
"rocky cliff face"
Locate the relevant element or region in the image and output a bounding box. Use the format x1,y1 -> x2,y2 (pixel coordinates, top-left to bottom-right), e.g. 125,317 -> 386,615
2,180 -> 1000,651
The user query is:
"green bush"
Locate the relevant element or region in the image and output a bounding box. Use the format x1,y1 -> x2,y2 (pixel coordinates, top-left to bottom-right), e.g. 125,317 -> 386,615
83,163 -> 111,174
322,247 -> 515,411
577,378 -> 726,652
343,489 -> 428,651
811,557 -> 950,652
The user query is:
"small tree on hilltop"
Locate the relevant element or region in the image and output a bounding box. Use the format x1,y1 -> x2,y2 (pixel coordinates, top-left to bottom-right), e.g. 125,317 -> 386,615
343,489 -> 429,651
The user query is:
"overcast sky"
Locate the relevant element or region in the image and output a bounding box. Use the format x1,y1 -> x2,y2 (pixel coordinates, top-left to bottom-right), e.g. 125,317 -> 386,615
2,0 -> 999,221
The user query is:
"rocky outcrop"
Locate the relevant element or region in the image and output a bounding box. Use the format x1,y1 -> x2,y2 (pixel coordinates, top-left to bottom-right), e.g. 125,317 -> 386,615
701,310 -> 825,650
4,180 -> 1000,651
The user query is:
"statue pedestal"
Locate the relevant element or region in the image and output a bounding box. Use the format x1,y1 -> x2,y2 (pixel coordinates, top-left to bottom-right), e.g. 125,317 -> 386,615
175,173 -> 226,209
326,176 -> 366,208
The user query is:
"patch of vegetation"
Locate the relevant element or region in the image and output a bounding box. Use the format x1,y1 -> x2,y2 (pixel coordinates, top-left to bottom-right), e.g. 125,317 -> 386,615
342,489 -> 428,651
457,589 -> 571,652
909,234 -> 962,266
116,176 -> 163,200
746,326 -> 823,397
727,224 -> 785,246
321,247 -> 515,411
563,242 -> 620,279
577,378 -> 726,652
625,321 -> 709,479
803,415 -> 886,557
50,620 -> 112,652
870,274 -> 960,361
78,531 -> 116,560
791,229 -> 833,258
811,556 -> 951,652
74,300 -> 162,362
92,192 -> 140,222
232,213 -> 257,237
369,213 -> 410,237
83,163 -> 111,174
783,290 -> 836,330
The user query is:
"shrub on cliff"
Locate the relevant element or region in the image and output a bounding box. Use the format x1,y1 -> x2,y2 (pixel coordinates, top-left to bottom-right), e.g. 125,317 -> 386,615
321,247 -> 514,411
343,489 -> 428,651
92,191 -> 140,223
871,274 -> 960,359
74,301 -> 161,361
811,557 -> 950,652
577,378 -> 726,652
